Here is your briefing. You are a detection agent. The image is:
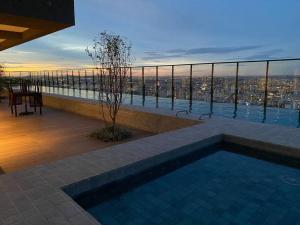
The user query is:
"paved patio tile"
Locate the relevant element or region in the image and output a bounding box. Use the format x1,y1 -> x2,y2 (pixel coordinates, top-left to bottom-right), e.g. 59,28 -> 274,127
0,103 -> 300,224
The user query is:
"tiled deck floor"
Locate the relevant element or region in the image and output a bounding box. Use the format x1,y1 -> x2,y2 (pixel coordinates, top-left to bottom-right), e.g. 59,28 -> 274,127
0,100 -> 152,173
1,95 -> 300,225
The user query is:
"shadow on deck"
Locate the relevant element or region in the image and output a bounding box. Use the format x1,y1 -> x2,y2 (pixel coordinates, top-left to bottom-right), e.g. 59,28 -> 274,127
0,167 -> 4,175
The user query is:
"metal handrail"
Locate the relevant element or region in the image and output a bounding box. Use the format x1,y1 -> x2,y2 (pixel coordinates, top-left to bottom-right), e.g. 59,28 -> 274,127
4,57 -> 300,73
4,58 -> 300,128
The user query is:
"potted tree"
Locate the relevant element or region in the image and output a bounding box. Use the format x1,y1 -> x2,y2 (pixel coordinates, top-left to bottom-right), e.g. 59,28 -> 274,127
86,31 -> 132,141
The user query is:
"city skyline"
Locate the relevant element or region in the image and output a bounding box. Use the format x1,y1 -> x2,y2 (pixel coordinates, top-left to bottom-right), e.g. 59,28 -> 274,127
1,0 -> 300,71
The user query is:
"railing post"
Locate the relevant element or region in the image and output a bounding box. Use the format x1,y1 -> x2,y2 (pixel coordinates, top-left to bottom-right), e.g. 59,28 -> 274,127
61,70 -> 64,88
97,69 -> 100,92
40,71 -> 42,85
37,71 -> 39,84
51,71 -> 54,87
210,63 -> 214,117
37,71 -> 39,85
189,64 -> 193,112
43,71 -> 46,86
130,67 -> 133,105
100,69 -> 103,94
92,70 -> 95,91
233,62 -> 239,118
56,70 -> 59,88
142,66 -> 145,106
47,71 -> 50,87
45,71 -> 47,86
41,71 -> 43,86
156,66 -> 159,108
72,70 -> 75,90
263,61 -> 270,123
171,65 -> 175,110
78,70 -> 81,91
85,70 -> 88,91
67,70 -> 69,88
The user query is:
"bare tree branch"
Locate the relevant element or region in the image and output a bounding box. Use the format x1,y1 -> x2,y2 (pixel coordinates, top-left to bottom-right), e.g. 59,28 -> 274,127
86,31 -> 132,140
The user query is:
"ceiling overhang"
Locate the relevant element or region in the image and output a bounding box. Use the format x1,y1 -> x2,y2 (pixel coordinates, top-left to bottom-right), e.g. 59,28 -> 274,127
0,0 -> 75,51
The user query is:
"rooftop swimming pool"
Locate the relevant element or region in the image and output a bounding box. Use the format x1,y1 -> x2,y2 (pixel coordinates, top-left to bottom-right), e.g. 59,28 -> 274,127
42,87 -> 300,128
73,145 -> 300,225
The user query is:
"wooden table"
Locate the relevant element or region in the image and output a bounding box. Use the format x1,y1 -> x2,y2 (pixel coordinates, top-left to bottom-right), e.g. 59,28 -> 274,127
12,91 -> 36,116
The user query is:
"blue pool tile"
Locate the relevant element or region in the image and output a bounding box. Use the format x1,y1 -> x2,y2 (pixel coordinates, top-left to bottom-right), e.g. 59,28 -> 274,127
83,150 -> 300,225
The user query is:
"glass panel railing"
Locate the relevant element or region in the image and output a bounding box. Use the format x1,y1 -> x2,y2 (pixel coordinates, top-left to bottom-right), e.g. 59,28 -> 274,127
236,62 -> 266,123
192,64 -> 212,117
4,58 -> 300,128
173,65 -> 190,112
266,60 -> 300,127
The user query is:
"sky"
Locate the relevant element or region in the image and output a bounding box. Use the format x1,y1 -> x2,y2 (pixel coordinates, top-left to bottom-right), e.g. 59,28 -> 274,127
1,0 -> 300,71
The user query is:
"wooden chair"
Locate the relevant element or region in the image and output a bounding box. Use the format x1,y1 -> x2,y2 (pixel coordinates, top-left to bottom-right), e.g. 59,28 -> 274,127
8,85 -> 13,114
29,81 -> 43,115
8,86 -> 23,117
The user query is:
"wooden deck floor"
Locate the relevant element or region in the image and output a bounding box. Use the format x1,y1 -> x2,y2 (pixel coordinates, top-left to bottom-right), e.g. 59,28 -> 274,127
0,100 -> 152,174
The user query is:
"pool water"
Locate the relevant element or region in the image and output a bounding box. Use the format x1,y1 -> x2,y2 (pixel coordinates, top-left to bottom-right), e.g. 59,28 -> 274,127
82,149 -> 300,225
